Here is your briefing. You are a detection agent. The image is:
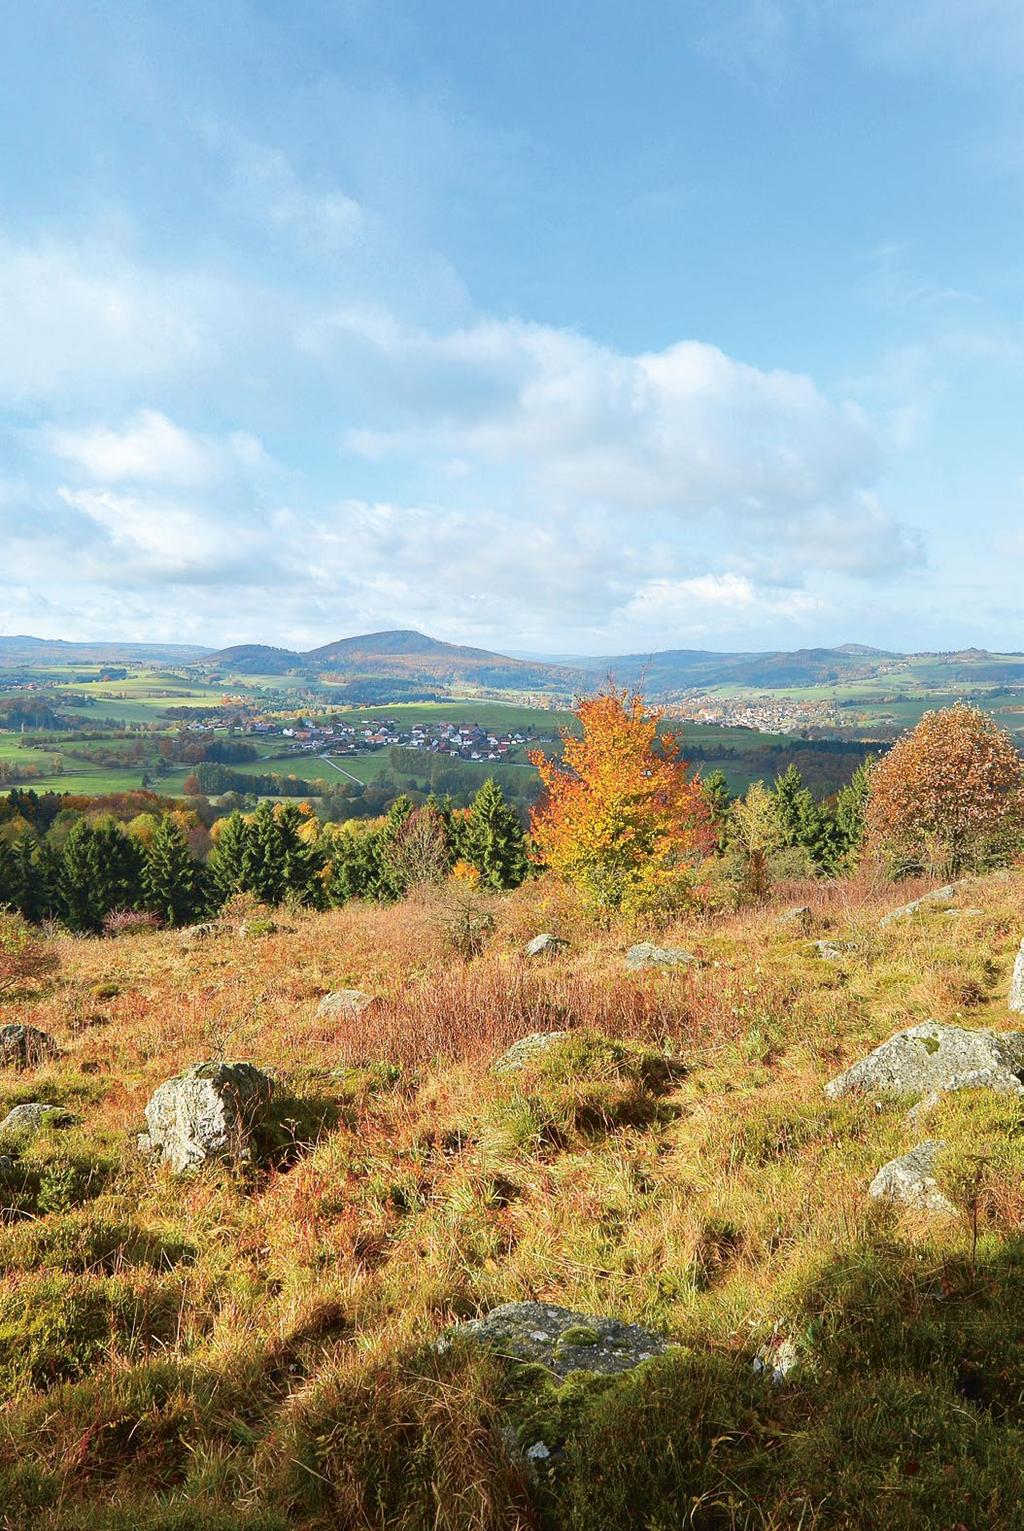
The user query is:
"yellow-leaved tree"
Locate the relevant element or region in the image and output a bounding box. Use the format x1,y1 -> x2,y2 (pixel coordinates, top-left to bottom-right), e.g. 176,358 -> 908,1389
866,702 -> 1024,875
529,687 -> 711,916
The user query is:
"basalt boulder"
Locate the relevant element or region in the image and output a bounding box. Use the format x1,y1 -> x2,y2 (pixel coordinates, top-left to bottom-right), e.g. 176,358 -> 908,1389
825,1022 -> 1024,1101
139,1061 -> 273,1173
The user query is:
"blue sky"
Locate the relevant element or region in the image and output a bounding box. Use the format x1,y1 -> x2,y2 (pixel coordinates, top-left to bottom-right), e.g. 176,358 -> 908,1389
1,0 -> 1022,654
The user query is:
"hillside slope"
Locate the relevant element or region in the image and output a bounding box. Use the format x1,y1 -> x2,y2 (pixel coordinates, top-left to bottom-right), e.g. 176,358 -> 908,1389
2,873 -> 1024,1526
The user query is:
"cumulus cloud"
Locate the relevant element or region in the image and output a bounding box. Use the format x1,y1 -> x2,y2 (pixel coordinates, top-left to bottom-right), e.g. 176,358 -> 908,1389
0,235 -> 218,403
41,410 -> 271,490
622,572 -> 824,633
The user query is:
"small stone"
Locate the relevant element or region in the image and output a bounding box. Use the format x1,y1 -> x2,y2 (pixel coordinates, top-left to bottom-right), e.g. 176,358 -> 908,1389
809,939 -> 854,961
754,1324 -> 805,1385
0,1024 -> 58,1069
0,1102 -> 71,1138
943,908 -> 985,919
142,1061 -> 273,1174
869,1140 -> 956,1216
1010,940 -> 1024,1015
825,1021 -> 1024,1101
880,885 -> 957,928
526,1441 -> 551,1462
525,933 -> 568,958
625,942 -> 695,971
450,1301 -> 669,1379
317,990 -> 375,1020
493,1032 -> 569,1075
777,905 -> 813,932
179,922 -> 217,944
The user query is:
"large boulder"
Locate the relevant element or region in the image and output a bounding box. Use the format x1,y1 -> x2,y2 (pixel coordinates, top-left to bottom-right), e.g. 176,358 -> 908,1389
493,1032 -> 569,1075
879,885 -> 957,928
868,1139 -> 956,1216
0,1102 -> 71,1138
317,990 -> 375,1020
825,1022 -> 1024,1101
525,933 -> 568,958
140,1061 -> 273,1173
450,1301 -> 668,1380
625,942 -> 694,971
1010,939 -> 1024,1014
0,1023 -> 58,1069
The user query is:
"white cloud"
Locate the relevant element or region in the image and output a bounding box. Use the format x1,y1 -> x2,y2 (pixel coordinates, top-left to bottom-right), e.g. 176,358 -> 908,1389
0,234 -> 217,403
41,410 -> 271,489
220,134 -> 365,252
622,572 -> 823,633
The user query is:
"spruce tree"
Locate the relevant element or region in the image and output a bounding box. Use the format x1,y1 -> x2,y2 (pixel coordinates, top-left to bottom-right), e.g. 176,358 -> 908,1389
0,838 -> 18,911
58,819 -> 144,933
143,817 -> 204,926
462,778 -> 528,889
210,811 -> 251,898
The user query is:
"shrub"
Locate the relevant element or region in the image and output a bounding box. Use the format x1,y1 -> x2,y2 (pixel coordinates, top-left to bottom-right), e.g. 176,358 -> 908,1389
0,909 -> 58,998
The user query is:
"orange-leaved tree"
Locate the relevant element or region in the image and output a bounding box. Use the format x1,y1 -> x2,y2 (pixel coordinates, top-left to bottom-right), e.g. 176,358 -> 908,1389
866,702 -> 1024,876
529,687 -> 712,916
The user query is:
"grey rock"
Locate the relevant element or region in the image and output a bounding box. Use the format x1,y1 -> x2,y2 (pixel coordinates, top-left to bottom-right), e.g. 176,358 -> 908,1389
753,1325 -> 804,1385
493,1032 -> 569,1075
810,939 -> 854,961
525,933 -> 568,958
943,908 -> 985,919
879,885 -> 957,928
625,942 -> 695,971
825,1021 -> 1024,1101
0,1154 -> 15,1178
0,1102 -> 70,1137
180,922 -> 217,944
142,1061 -> 273,1173
1010,939 -> 1024,1015
0,1023 -> 58,1069
451,1301 -> 668,1379
777,905 -> 813,931
317,989 -> 375,1020
868,1139 -> 956,1216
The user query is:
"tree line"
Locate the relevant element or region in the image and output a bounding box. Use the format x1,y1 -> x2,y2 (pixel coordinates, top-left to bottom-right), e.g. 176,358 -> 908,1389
0,777 -> 530,934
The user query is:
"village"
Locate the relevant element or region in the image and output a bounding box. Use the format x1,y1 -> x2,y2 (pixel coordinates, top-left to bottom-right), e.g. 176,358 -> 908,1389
243,714 -> 551,765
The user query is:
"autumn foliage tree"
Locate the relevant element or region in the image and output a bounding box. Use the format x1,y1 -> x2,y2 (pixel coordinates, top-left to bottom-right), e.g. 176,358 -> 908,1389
529,688 -> 711,916
866,703 -> 1024,876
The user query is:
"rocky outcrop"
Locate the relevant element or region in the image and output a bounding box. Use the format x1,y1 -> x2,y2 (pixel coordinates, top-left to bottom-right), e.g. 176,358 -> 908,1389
449,1301 -> 668,1379
879,885 -> 957,928
0,1024 -> 58,1069
825,1022 -> 1024,1101
0,1102 -> 70,1137
625,942 -> 694,971
316,990 -> 375,1020
1010,939 -> 1024,1014
139,1061 -> 273,1173
868,1139 -> 956,1216
493,1032 -> 569,1075
777,906 -> 813,932
525,933 -> 568,958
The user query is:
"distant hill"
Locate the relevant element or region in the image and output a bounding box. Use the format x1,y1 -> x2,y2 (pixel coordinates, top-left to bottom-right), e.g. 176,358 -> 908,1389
201,630 -> 578,692
0,635 -> 208,666
569,645 -> 902,693
200,644 -> 304,675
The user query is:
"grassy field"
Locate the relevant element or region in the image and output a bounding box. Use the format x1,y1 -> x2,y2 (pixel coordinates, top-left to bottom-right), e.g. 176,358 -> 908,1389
2,870 -> 1024,1526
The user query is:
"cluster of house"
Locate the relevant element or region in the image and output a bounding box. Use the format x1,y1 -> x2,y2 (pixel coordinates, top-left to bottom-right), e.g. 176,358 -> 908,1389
246,716 -> 541,764
665,695 -> 838,734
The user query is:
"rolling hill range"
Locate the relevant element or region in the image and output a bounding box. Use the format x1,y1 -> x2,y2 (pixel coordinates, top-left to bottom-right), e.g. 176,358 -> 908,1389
200,630 -> 578,691
194,632 -> 1024,698
0,636 -> 208,666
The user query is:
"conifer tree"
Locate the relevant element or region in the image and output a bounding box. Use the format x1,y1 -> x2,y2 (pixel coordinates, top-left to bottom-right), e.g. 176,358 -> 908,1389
461,778 -> 528,889
57,819 -> 145,932
210,811 -> 250,897
143,817 -> 205,926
